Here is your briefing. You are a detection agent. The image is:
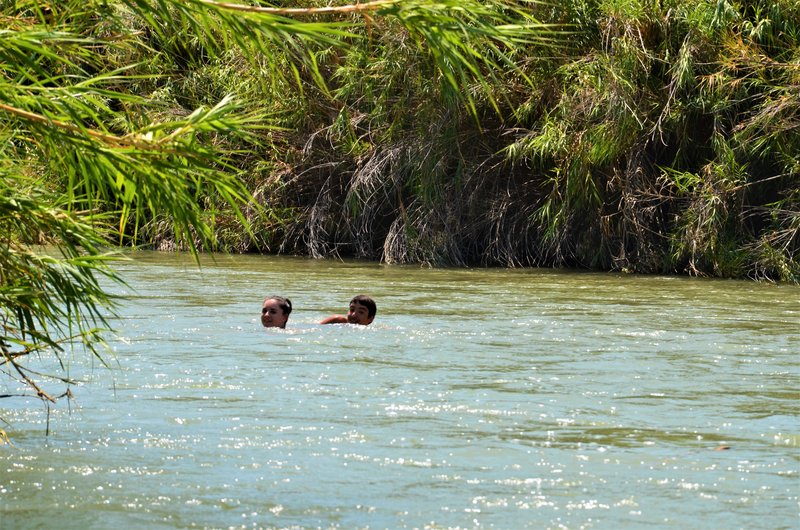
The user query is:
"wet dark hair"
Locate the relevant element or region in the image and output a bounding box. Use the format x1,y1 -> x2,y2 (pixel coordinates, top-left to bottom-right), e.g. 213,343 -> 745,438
264,296 -> 292,316
350,294 -> 376,318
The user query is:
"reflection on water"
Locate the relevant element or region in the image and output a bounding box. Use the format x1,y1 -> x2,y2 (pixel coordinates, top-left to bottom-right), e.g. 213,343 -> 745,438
1,252 -> 798,529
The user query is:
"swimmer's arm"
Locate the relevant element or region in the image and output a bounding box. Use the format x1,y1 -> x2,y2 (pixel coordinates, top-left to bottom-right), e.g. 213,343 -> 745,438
320,315 -> 348,324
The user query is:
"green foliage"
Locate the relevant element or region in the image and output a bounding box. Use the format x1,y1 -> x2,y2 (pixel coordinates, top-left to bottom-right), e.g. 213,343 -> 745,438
0,171 -> 117,401
489,0 -> 798,276
0,0 -> 267,402
375,0 -> 557,117
663,139 -> 749,277
237,0 -> 796,278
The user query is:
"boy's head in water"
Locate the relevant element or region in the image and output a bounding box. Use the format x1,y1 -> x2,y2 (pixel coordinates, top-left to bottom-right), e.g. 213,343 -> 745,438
320,294 -> 376,326
346,295 -> 376,325
261,296 -> 292,329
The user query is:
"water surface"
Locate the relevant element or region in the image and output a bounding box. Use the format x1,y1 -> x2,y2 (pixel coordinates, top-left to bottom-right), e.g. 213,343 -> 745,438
1,252 -> 798,529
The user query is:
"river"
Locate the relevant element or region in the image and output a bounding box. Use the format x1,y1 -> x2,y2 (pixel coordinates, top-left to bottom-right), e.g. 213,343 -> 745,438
1,252 -> 798,529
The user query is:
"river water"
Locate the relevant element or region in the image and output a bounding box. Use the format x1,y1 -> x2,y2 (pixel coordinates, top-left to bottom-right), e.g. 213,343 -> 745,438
1,252 -> 798,529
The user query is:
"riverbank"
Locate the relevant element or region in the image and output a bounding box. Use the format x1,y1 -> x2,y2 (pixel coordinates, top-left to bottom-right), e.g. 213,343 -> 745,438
140,1 -> 799,281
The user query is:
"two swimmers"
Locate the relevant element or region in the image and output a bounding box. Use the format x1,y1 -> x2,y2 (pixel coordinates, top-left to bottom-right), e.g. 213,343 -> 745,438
261,294 -> 376,329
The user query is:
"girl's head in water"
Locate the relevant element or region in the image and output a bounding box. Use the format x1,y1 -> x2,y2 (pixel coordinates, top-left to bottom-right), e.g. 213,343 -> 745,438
261,296 -> 292,329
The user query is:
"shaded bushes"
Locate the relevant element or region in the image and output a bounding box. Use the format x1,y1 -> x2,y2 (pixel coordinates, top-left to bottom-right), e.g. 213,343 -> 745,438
7,0 -> 797,281
236,0 -> 798,280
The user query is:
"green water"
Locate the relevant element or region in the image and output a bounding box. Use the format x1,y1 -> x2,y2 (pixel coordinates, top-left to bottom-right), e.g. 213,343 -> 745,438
1,252 -> 798,529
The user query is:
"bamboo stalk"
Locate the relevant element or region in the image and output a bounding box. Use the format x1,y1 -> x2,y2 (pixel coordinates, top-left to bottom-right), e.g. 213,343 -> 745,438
196,0 -> 398,16
0,102 -> 177,150
0,102 -> 128,146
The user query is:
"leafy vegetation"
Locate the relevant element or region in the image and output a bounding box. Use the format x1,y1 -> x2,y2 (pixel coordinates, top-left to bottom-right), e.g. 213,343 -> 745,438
190,0 -> 798,280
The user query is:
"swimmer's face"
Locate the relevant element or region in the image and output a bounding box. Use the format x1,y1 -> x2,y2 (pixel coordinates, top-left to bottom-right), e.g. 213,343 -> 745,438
261,298 -> 288,328
346,302 -> 374,325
